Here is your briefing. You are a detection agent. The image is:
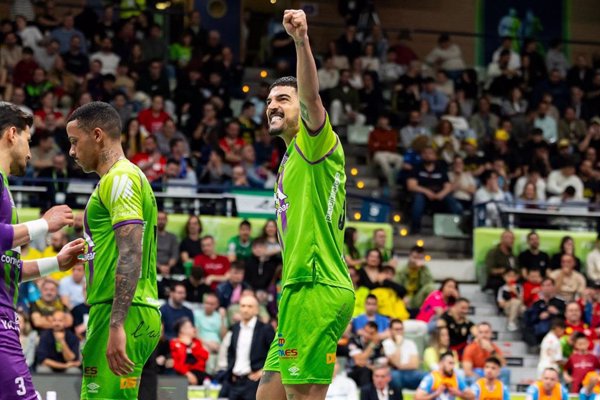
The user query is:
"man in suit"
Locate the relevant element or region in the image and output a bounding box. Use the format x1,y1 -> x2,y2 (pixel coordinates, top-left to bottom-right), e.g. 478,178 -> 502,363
361,365 -> 403,400
221,295 -> 275,400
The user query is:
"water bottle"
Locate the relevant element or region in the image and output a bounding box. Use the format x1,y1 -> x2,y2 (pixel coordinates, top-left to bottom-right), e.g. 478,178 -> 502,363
202,377 -> 212,399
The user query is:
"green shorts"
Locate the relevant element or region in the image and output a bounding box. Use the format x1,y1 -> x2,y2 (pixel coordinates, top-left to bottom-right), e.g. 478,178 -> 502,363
81,303 -> 161,399
263,283 -> 354,385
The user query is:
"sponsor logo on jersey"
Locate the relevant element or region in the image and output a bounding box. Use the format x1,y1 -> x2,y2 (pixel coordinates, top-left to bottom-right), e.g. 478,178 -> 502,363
84,367 -> 98,378
288,366 -> 300,376
0,316 -> 19,331
87,383 -> 100,394
110,175 -> 135,205
326,353 -> 337,364
120,377 -> 138,390
275,187 -> 289,216
277,333 -> 298,359
0,254 -> 20,266
326,172 -> 341,222
80,252 -> 96,261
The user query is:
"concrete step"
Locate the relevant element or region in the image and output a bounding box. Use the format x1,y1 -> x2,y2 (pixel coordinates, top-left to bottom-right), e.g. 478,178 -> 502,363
469,304 -> 499,316
496,331 -> 523,341
509,367 -> 539,383
470,315 -> 508,332
496,341 -> 529,357
504,355 -> 540,368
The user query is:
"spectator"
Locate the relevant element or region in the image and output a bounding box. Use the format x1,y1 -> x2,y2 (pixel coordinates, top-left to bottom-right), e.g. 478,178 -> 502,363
492,37 -> 521,70
407,146 -> 463,234
352,294 -> 391,336
368,115 -> 403,189
470,357 -> 511,400
547,158 -> 584,200
563,333 -> 600,393
560,107 -> 587,146
417,279 -> 459,327
327,359 -> 359,400
344,227 -> 364,269
199,149 -> 232,185
360,364 -> 402,400
227,220 -> 253,263
50,14 -> 86,55
537,318 -> 566,378
483,230 -> 516,295
497,269 -> 524,332
462,322 -> 510,386
525,278 -> 566,345
193,292 -> 226,374
160,282 -> 195,340
474,169 -> 512,227
259,220 -> 281,263
157,210 -> 179,275
34,39 -> 60,72
518,231 -> 550,277
195,235 -> 231,290
358,249 -> 384,289
336,24 -> 362,63
348,321 -> 385,387
400,109 -> 430,150
240,144 -> 275,188
182,268 -> 212,304
470,97 -> 500,143
395,245 -> 435,311
170,317 -> 210,385
549,255 -> 586,302
563,301 -> 596,359
526,368 -> 568,400
421,77 -> 449,117
30,279 -> 72,332
486,50 -> 519,99
36,310 -> 80,373
329,69 -> 365,127
383,319 -> 424,390
142,23 -> 169,63
30,132 -> 61,174
425,34 -> 465,79
58,263 -> 85,310
359,71 -> 384,125
244,238 -> 279,292
549,236 -> 582,272
379,50 -> 405,85
13,47 -> 39,88
216,263 -> 249,310
90,37 -> 120,75
220,120 -> 245,166
179,215 -> 203,267
415,351 -> 469,400
136,59 -> 171,100
586,237 -> 600,282
137,95 -> 171,136
318,55 -> 340,92
423,327 -> 458,371
438,297 -> 475,356
360,43 -> 381,73
448,156 -> 477,208
15,15 -> 43,54
17,310 -> 38,369
131,135 -> 167,183
433,119 -> 461,165
546,40 -> 569,77
523,269 -> 544,308
221,295 -> 274,400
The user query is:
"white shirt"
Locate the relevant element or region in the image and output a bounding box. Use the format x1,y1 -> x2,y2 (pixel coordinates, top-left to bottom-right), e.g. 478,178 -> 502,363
382,337 -> 418,367
318,68 -> 340,91
546,170 -> 584,199
377,386 -> 390,400
58,276 -> 85,308
326,373 -> 359,400
514,176 -> 547,201
232,316 -> 257,376
90,51 -> 121,75
587,249 -> 600,282
537,331 -> 562,378
492,48 -> 521,70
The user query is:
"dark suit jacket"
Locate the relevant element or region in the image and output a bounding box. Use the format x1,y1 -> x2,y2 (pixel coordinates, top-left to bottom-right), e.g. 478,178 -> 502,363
360,384 -> 403,400
227,318 -> 275,378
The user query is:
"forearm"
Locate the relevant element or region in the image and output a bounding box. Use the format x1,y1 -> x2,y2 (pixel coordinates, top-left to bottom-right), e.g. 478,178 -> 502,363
437,183 -> 453,198
415,390 -> 438,400
60,341 -> 77,361
43,359 -> 69,370
1,219 -> 48,251
294,33 -> 325,130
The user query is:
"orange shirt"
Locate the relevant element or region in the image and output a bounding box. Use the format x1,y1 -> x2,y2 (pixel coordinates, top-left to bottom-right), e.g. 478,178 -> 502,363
463,342 -> 504,368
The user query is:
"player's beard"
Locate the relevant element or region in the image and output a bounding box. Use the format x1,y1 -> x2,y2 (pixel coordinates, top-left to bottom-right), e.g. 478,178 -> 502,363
10,157 -> 26,176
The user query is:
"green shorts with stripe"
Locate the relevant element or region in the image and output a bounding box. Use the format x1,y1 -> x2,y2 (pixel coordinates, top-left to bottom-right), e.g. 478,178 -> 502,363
263,283 -> 354,385
81,303 -> 161,399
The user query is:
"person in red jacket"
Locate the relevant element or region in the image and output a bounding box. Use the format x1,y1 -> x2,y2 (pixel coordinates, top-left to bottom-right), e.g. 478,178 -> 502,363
137,94 -> 171,135
523,269 -> 543,308
367,114 -> 403,188
170,317 -> 210,385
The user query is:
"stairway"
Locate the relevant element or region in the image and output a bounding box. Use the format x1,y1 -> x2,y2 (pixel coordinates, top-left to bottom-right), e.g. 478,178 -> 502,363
460,283 -> 539,391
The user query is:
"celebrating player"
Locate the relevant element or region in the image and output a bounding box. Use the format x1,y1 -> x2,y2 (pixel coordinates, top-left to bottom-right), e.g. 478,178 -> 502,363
256,10 -> 355,400
66,102 -> 161,399
0,103 -> 84,400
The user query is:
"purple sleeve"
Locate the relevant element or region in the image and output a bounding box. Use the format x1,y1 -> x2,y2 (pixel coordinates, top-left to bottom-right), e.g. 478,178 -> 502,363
0,222 -> 14,251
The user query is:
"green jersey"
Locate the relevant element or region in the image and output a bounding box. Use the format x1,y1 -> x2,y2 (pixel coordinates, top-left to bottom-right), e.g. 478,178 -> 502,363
274,114 -> 352,291
82,159 -> 159,308
227,235 -> 252,261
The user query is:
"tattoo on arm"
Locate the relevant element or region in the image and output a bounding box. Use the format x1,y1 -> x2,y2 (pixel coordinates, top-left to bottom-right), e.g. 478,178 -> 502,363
258,371 -> 277,387
300,102 -> 310,123
110,223 -> 143,328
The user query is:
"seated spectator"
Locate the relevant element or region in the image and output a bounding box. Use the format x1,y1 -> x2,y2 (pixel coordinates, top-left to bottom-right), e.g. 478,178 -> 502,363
417,278 -> 459,327
219,120 -> 245,166
137,95 -> 171,136
136,59 -> 171,100
549,236 -> 582,272
317,55 -> 340,91
423,327 -> 458,371
30,279 -> 72,332
58,263 -> 85,310
71,295 -> 90,341
383,319 -> 424,390
518,231 -> 550,278
344,227 -> 365,269
358,249 -> 384,289
244,238 -> 279,291
371,229 -> 395,267
329,69 -> 365,127
359,71 -> 384,125
526,368 -> 568,400
36,310 -> 80,373
538,318 -> 566,378
425,34 -> 465,78
483,230 -> 516,295
30,133 -> 61,174
182,268 -> 212,304
160,282 -> 194,340
350,267 -> 370,318
492,37 -> 521,70
170,317 -> 210,385
379,49 -> 405,85
259,220 -> 282,263
523,269 -> 543,308
240,145 -> 275,189
462,322 -> 510,386
559,106 -> 587,145
157,211 -> 179,275
486,50 -> 520,99
407,146 -> 463,234
565,333 -> 600,393
216,262 -> 249,309
90,37 -> 120,75
348,321 -> 384,387
547,158 -> 584,199
193,292 -> 226,374
400,109 -> 430,151
155,120 -> 189,157
326,359 -> 359,400
421,77 -> 449,117
131,135 -> 167,183
497,269 -> 524,332
438,297 -> 475,356
470,97 -> 500,144
194,235 -> 231,290
433,119 -> 460,165
586,237 -> 600,283
442,101 -> 470,137
370,265 -> 410,321
352,294 -> 391,337
546,40 -> 569,77
562,301 -> 596,359
448,156 -> 476,208
17,310 -> 38,369
395,245 -> 435,311
474,169 -> 513,227
549,255 -> 586,301
368,115 -> 403,189
199,149 -> 232,185
33,91 -> 65,130
231,165 -> 250,188
524,278 -> 566,345
415,351 -> 469,400
360,364 -> 402,400
227,220 -> 253,263
461,139 -> 486,177
534,102 -> 559,144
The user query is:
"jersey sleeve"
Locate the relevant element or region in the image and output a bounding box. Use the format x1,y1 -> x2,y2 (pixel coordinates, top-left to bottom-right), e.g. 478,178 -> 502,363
526,385 -> 538,400
418,374 -> 434,393
561,386 -> 569,400
470,383 -> 481,400
98,167 -> 144,228
503,385 -> 510,400
295,112 -> 339,164
457,375 -> 468,391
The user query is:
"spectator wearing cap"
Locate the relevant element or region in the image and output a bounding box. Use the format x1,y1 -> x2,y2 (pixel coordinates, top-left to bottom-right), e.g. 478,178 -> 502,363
586,237 -> 600,283
547,157 -> 584,199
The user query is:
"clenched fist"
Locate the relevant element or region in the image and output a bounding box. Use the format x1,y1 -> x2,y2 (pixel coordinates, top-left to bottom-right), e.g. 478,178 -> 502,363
283,9 -> 308,43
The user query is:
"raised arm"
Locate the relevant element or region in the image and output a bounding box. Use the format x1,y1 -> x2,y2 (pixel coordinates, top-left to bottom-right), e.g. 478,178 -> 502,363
283,9 -> 325,132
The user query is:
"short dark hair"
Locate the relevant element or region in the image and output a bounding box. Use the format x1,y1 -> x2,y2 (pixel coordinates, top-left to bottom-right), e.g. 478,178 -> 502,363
455,297 -> 470,305
485,356 -> 502,367
240,220 -> 251,229
410,245 -> 425,254
190,267 -> 204,281
166,158 -> 178,166
542,277 -> 555,285
366,294 -> 378,302
269,76 -> 297,92
551,318 -> 566,330
67,101 -> 122,139
573,332 -> 588,342
440,351 -> 454,361
527,230 -> 538,240
173,317 -> 192,335
231,261 -> 245,272
0,103 -> 33,138
171,281 -> 186,292
390,319 -> 403,328
365,321 -> 378,330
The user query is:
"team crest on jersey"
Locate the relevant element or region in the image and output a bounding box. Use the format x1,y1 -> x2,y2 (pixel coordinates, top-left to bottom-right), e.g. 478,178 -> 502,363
275,187 -> 289,216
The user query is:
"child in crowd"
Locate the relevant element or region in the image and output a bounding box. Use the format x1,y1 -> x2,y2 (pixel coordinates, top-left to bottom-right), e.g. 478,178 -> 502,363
563,333 -> 600,393
496,268 -> 524,332
537,318 -> 565,378
523,269 -> 543,308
